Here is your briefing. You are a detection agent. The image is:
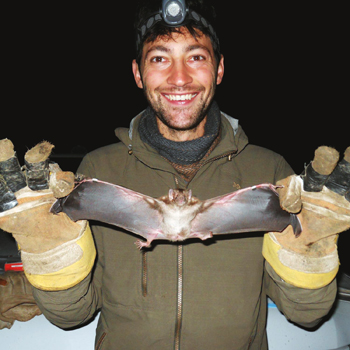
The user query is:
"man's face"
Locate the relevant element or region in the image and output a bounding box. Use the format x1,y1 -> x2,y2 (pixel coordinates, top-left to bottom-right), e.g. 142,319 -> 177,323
132,28 -> 224,132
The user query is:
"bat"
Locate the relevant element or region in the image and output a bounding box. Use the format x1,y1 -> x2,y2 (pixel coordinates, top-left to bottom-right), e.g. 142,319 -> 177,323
51,178 -> 302,249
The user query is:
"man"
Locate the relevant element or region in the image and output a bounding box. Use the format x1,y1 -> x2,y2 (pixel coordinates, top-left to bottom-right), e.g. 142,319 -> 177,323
0,1 -> 349,349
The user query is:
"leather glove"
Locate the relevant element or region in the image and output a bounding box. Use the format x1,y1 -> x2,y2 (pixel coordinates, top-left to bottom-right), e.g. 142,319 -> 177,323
263,146 -> 350,289
0,271 -> 41,329
0,139 -> 96,291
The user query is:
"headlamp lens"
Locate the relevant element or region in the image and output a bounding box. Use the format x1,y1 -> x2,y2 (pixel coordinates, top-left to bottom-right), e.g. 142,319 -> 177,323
162,0 -> 186,25
167,2 -> 181,17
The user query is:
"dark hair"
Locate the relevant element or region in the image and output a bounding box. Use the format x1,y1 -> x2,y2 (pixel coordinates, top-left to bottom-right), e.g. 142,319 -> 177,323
134,0 -> 221,66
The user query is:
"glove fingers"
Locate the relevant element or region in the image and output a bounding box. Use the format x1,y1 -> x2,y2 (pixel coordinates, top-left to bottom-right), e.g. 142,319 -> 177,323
24,141 -> 54,191
303,146 -> 339,192
0,139 -> 76,217
0,140 -> 27,192
0,175 -> 18,212
325,146 -> 350,196
50,171 -> 75,198
303,145 -> 350,202
277,176 -> 302,213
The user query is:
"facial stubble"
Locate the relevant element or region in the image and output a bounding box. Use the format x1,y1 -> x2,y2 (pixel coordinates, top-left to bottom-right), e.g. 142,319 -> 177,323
142,79 -> 217,132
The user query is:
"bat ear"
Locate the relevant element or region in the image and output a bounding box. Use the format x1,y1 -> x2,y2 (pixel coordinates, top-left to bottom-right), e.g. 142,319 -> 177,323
187,189 -> 192,201
168,189 -> 174,201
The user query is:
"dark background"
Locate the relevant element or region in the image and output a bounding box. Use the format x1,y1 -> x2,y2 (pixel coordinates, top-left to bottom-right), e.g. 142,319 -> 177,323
2,4 -> 349,268
3,4 -> 348,169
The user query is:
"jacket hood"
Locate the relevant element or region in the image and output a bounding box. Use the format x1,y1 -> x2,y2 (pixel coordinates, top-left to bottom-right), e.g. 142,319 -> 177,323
115,111 -> 249,162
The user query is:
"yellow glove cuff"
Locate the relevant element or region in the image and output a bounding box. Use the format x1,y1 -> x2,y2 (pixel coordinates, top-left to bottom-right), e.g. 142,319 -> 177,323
262,233 -> 339,289
24,225 -> 96,291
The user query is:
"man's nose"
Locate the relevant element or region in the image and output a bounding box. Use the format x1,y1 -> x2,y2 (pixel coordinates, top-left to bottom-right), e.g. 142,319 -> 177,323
167,61 -> 193,87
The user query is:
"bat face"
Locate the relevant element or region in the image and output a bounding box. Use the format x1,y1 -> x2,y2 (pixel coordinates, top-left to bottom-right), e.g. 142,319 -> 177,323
52,179 -> 301,249
168,189 -> 192,207
156,189 -> 203,244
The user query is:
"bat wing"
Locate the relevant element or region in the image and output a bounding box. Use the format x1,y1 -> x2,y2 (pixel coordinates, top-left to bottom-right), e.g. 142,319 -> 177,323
191,184 -> 301,236
51,179 -> 163,241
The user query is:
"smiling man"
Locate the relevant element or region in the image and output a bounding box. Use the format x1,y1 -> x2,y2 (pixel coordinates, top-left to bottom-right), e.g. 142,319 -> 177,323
2,1 -> 345,349
132,27 -> 224,140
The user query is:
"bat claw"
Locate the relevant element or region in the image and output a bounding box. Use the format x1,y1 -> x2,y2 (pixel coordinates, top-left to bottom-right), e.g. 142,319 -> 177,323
134,240 -> 150,250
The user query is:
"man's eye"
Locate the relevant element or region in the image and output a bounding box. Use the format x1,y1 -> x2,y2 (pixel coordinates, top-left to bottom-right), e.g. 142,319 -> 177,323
190,55 -> 205,61
151,56 -> 166,63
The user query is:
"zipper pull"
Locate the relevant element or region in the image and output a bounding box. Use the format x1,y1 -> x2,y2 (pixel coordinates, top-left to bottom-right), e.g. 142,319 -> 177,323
228,150 -> 238,161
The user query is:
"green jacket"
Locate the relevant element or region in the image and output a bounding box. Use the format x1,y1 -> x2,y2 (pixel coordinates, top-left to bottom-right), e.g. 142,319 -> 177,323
33,112 -> 336,350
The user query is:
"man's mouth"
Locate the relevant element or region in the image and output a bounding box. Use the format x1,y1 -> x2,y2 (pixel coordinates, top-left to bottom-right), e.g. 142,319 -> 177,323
163,93 -> 198,102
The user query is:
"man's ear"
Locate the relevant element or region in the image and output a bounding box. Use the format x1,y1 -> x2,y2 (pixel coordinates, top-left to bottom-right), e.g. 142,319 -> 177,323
216,55 -> 224,85
132,59 -> 143,89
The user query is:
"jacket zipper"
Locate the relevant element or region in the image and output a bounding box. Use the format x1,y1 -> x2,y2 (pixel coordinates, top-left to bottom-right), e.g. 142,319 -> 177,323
174,244 -> 183,350
142,250 -> 148,297
140,232 -> 184,350
173,175 -> 183,350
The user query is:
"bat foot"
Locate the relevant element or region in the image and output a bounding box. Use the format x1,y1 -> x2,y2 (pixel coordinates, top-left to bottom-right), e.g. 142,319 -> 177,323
134,240 -> 150,250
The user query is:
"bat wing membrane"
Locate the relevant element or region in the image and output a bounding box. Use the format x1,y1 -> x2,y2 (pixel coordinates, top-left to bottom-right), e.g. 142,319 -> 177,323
191,184 -> 299,235
52,179 -> 163,240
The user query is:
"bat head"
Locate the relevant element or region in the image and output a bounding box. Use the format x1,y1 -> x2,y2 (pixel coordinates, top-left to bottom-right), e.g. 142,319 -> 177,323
168,189 -> 192,207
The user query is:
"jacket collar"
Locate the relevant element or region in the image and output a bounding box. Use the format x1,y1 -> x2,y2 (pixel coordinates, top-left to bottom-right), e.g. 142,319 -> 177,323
126,111 -> 239,141
115,110 -> 248,171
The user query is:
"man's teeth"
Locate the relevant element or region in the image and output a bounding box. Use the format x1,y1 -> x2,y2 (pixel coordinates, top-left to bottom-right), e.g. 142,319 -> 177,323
165,94 -> 197,101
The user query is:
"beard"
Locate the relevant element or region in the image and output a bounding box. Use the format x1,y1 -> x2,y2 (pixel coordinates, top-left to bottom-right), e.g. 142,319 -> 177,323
142,83 -> 217,132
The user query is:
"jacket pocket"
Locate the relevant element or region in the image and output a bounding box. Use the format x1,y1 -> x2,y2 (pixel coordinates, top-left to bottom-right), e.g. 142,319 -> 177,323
95,332 -> 107,350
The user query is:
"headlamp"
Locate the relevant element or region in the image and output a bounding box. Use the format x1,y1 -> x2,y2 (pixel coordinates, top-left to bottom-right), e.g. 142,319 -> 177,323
136,0 -> 218,54
162,0 -> 187,26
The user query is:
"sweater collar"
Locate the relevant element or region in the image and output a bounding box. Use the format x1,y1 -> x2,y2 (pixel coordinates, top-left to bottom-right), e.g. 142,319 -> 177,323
138,101 -> 221,165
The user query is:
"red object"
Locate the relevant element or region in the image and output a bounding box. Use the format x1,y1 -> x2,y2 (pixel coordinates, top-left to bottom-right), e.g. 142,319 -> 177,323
5,262 -> 23,272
